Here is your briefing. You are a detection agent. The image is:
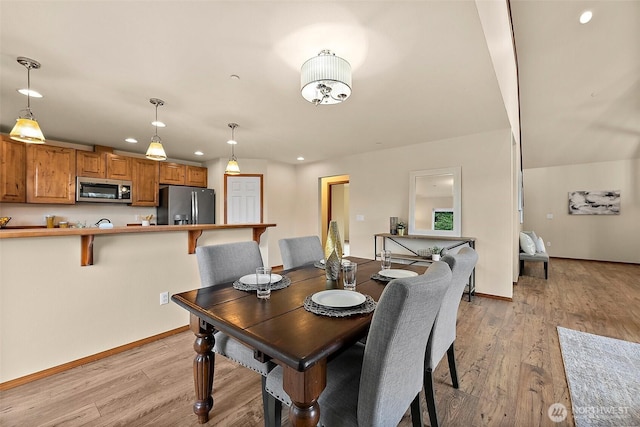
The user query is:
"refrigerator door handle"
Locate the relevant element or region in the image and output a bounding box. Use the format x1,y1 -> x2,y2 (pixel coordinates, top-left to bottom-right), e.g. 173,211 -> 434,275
191,191 -> 196,224
193,191 -> 199,224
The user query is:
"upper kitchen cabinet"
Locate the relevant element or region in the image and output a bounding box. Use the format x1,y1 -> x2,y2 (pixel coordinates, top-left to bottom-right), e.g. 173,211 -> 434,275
26,144 -> 76,204
159,162 -> 186,185
0,135 -> 26,202
159,163 -> 207,187
106,154 -> 132,181
76,151 -> 105,178
131,158 -> 159,206
185,166 -> 208,188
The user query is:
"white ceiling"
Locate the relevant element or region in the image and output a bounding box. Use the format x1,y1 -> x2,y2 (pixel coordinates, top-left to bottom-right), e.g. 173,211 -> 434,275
1,1 -> 638,169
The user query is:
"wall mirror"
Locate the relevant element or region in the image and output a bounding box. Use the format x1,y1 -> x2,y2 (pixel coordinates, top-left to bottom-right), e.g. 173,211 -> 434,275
408,167 -> 461,237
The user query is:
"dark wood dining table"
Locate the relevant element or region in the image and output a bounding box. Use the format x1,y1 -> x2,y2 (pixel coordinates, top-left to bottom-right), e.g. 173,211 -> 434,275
171,256 -> 426,426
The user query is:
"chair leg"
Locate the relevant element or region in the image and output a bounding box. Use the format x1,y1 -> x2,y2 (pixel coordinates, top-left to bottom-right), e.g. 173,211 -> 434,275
447,343 -> 459,389
424,368 -> 439,427
262,376 -> 282,427
544,261 -> 548,280
519,259 -> 524,276
410,393 -> 423,427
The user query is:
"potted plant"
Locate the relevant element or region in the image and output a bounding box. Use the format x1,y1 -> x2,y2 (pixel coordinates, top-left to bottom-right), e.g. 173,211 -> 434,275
431,246 -> 442,261
396,221 -> 406,236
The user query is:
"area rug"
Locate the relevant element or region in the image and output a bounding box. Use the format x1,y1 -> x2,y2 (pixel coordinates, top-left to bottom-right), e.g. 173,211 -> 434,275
557,326 -> 640,426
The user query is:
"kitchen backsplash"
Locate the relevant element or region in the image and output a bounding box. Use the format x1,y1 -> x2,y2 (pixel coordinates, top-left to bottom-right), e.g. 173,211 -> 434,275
0,203 -> 158,227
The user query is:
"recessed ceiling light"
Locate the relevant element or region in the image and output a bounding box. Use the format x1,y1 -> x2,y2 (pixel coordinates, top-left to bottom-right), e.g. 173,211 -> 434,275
194,151 -> 204,156
579,10 -> 592,24
230,74 -> 240,80
151,120 -> 166,127
297,156 -> 305,161
17,88 -> 43,98
125,137 -> 138,143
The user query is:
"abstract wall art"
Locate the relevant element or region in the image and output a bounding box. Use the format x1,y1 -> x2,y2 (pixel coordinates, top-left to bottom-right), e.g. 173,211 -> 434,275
568,190 -> 620,215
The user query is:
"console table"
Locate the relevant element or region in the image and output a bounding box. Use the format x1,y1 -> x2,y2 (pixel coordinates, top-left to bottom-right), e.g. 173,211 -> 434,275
374,233 -> 476,300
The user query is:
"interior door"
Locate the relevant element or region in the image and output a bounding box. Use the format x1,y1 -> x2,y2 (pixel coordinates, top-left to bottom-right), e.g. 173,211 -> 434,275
225,174 -> 263,224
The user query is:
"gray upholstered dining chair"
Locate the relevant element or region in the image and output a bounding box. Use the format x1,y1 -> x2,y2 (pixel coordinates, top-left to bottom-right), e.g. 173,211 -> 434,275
278,235 -> 324,269
263,261 -> 453,427
195,241 -> 275,425
424,246 -> 478,427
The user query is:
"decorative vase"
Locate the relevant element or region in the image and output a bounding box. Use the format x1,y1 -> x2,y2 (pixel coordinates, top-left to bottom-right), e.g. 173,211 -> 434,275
390,217 -> 398,235
324,221 -> 343,286
432,254 -> 441,261
397,227 -> 405,236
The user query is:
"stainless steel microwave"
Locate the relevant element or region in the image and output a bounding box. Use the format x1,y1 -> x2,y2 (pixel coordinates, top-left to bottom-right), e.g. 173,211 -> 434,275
76,177 -> 132,203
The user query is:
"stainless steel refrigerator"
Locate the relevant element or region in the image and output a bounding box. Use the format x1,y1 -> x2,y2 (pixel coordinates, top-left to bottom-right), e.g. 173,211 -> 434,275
157,186 -> 215,225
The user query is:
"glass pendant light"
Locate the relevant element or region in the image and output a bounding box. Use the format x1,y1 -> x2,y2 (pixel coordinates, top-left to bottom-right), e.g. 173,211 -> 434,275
146,98 -> 167,161
10,57 -> 45,143
225,123 -> 240,175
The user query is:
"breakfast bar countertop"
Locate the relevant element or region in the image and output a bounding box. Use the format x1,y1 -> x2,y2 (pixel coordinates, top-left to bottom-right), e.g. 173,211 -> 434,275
0,223 -> 276,266
0,223 -> 276,239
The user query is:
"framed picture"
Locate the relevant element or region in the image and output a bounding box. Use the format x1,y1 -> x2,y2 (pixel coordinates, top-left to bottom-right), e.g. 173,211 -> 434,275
568,190 -> 620,215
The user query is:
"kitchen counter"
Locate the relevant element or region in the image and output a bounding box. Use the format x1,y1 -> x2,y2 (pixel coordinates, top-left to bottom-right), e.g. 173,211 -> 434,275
0,223 -> 276,266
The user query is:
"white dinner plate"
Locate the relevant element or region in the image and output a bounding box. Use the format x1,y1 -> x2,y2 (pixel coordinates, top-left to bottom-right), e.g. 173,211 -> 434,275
311,290 -> 366,309
319,259 -> 351,265
378,269 -> 419,279
239,273 -> 283,286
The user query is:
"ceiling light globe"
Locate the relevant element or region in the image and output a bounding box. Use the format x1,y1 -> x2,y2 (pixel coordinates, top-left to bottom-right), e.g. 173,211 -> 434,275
146,137 -> 167,161
225,159 -> 240,175
10,117 -> 45,143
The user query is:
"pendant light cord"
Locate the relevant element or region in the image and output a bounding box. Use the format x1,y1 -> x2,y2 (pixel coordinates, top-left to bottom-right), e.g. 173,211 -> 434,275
26,67 -> 31,111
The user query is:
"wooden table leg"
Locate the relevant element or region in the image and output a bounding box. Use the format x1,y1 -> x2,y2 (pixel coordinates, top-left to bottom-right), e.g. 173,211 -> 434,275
282,360 -> 326,427
190,314 -> 215,424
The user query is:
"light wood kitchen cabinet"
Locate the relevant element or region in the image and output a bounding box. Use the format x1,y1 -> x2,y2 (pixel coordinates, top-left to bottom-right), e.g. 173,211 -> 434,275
159,163 -> 207,187
26,144 -> 76,204
106,154 -> 132,180
159,162 -> 186,185
131,158 -> 159,206
76,151 -> 105,178
185,165 -> 208,187
0,135 -> 26,202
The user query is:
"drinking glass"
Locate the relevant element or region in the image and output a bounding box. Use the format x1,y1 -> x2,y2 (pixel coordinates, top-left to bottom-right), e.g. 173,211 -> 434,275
381,249 -> 392,270
343,262 -> 357,291
256,267 -> 272,300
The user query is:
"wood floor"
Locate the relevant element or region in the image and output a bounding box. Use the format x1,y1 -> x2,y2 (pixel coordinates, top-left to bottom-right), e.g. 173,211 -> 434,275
1,258 -> 639,427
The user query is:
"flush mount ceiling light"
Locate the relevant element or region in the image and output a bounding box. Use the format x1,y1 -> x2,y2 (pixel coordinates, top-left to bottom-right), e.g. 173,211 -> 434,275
301,49 -> 352,106
579,10 -> 593,24
10,57 -> 45,143
146,98 -> 167,161
17,88 -> 42,98
224,123 -> 240,175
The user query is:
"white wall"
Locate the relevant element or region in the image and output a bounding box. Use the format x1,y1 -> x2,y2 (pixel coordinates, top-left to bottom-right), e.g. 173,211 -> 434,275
294,128 -> 515,298
523,159 -> 640,263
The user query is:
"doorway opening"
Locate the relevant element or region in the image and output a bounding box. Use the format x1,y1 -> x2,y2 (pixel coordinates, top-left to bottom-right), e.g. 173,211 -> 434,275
320,175 -> 350,256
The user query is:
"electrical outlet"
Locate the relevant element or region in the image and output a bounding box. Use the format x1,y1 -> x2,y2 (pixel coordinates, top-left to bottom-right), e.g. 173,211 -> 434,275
546,241 -> 551,247
160,291 -> 169,305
